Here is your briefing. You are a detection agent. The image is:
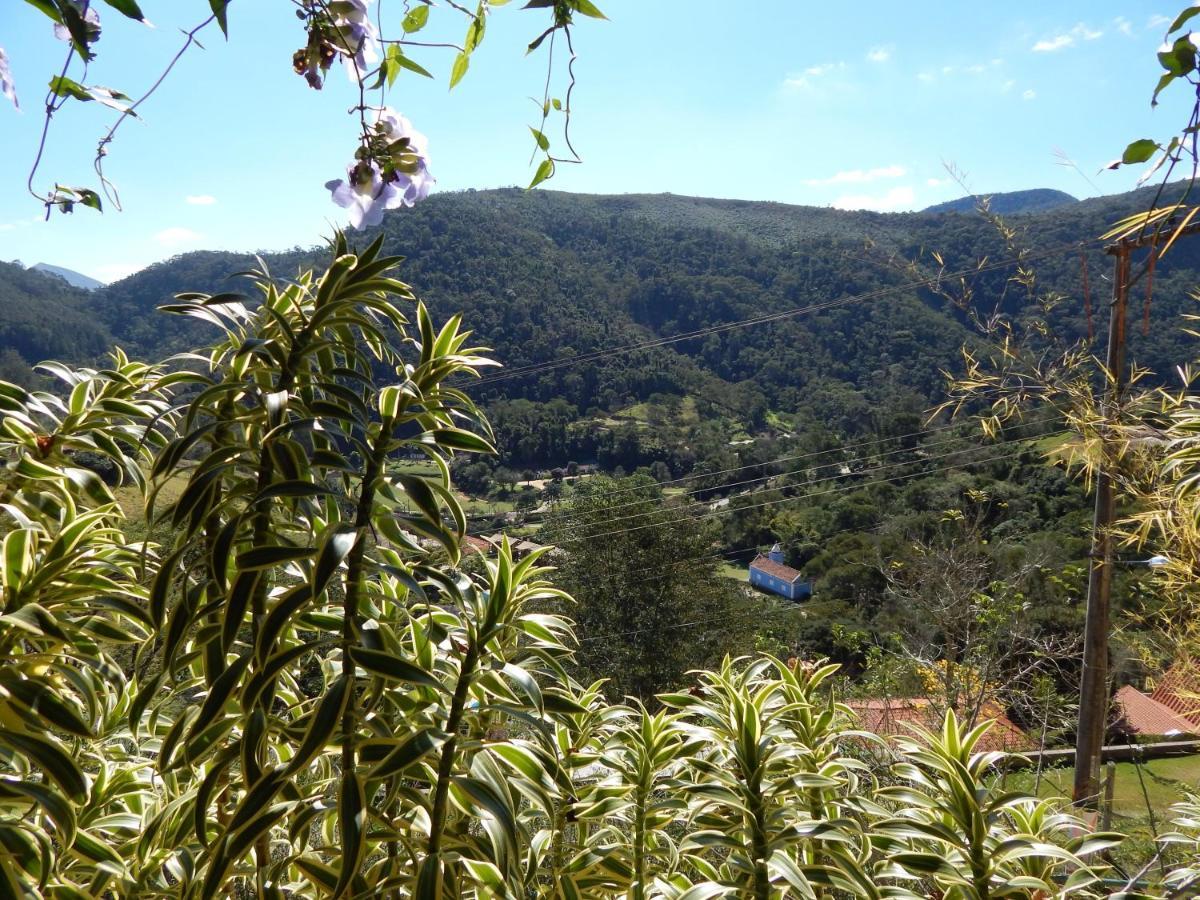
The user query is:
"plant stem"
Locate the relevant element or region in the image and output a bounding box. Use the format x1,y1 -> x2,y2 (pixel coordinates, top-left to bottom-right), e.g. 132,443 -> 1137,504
338,423 -> 391,883
426,640 -> 480,891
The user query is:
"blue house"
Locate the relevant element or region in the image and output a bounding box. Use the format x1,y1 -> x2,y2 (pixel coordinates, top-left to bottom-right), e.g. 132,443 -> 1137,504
748,544 -> 812,601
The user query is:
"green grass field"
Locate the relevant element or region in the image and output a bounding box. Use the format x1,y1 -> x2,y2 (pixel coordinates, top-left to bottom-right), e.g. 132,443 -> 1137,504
1005,754 -> 1200,818
1003,754 -> 1200,872
460,495 -> 515,515
1031,431 -> 1072,455
112,472 -> 188,522
718,562 -> 749,582
390,458 -> 441,477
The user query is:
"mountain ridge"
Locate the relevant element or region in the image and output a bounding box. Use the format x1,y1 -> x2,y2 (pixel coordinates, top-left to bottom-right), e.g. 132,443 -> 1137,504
921,188 -> 1079,216
2,183 -> 1198,433
31,262 -> 104,291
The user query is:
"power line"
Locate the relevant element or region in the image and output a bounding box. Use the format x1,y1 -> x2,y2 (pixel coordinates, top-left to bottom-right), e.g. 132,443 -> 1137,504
569,442 -> 1054,647
461,412 -> 1060,538
466,238 -> 1099,389
539,433 -> 1038,545
547,441 -> 1024,546
567,444 -> 1030,588
514,410 -> 1058,505
500,414 -> 1059,536
615,525 -> 880,584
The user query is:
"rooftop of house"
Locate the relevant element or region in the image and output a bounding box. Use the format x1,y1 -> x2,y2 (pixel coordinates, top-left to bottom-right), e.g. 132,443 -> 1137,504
478,534 -> 550,556
515,539 -> 549,553
844,697 -> 1033,752
462,535 -> 493,555
1149,662 -> 1200,727
1113,685 -> 1197,736
1114,660 -> 1200,736
749,554 -> 805,583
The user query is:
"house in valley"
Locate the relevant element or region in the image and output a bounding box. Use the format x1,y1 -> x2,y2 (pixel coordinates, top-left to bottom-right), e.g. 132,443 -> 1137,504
845,697 -> 1032,752
748,544 -> 812,601
1113,661 -> 1200,737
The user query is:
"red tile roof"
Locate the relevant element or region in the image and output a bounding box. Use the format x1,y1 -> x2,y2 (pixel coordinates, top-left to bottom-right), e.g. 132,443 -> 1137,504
845,697 -> 1033,752
462,535 -> 493,555
1113,685 -> 1197,736
749,555 -> 804,583
1149,662 -> 1200,727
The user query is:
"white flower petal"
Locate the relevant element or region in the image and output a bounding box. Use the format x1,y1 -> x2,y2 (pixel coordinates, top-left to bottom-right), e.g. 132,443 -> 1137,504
328,110 -> 434,227
0,47 -> 17,110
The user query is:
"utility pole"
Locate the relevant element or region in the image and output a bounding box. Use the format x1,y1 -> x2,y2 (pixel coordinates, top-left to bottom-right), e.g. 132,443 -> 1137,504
1072,239 -> 1129,809
1072,221 -> 1200,808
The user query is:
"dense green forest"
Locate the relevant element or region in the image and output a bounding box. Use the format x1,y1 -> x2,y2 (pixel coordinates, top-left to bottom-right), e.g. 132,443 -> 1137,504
11,0 -> 1200,891
3,183 -> 1194,690
10,182 -> 1200,415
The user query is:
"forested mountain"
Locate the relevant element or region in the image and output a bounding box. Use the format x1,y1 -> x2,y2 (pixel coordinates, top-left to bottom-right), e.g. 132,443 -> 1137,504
922,188 -> 1078,215
3,182 -> 1199,497
0,260 -> 112,384
7,181 -> 1199,441
4,182 -> 1193,701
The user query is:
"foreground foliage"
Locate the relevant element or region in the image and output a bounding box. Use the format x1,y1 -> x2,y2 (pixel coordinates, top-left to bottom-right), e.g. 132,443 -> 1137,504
0,239 -> 1193,898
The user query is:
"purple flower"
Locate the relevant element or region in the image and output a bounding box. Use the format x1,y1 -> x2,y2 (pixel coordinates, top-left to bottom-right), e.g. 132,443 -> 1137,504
326,161 -> 396,229
376,109 -> 435,202
0,47 -> 17,110
326,108 -> 435,229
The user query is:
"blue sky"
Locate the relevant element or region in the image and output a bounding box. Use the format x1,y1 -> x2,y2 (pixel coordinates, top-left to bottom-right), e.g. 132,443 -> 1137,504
0,1 -> 1188,283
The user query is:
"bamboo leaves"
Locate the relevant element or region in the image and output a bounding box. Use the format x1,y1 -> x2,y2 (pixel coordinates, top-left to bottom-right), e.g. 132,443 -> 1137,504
0,232 -> 1167,897
140,236 -> 502,896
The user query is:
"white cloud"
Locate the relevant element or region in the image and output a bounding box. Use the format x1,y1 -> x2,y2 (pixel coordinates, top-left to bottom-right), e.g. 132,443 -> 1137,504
805,164 -> 907,186
1114,16 -> 1133,36
1032,34 -> 1073,51
832,185 -> 917,212
805,62 -> 838,76
926,177 -> 950,187
783,61 -> 844,90
1000,79 -> 1016,92
866,46 -> 891,63
153,226 -> 204,248
1032,22 -> 1103,52
920,58 -> 1002,84
1147,14 -> 1171,29
1022,88 -> 1037,100
185,194 -> 216,206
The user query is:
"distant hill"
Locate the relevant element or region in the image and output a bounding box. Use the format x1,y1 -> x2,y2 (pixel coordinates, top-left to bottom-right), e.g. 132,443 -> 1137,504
0,261 -> 111,380
32,262 -> 104,290
922,188 -> 1078,216
2,182 -> 1198,429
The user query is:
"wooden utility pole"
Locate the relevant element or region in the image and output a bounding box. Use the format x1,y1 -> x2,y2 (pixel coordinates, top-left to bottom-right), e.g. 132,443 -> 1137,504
1071,221 -> 1200,808
1075,240 -> 1128,811
1072,240 -> 1130,809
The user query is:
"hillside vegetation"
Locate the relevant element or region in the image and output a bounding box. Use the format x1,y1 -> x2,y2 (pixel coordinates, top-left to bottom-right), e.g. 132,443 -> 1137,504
14,183 -> 1200,393
3,184 -> 1195,681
